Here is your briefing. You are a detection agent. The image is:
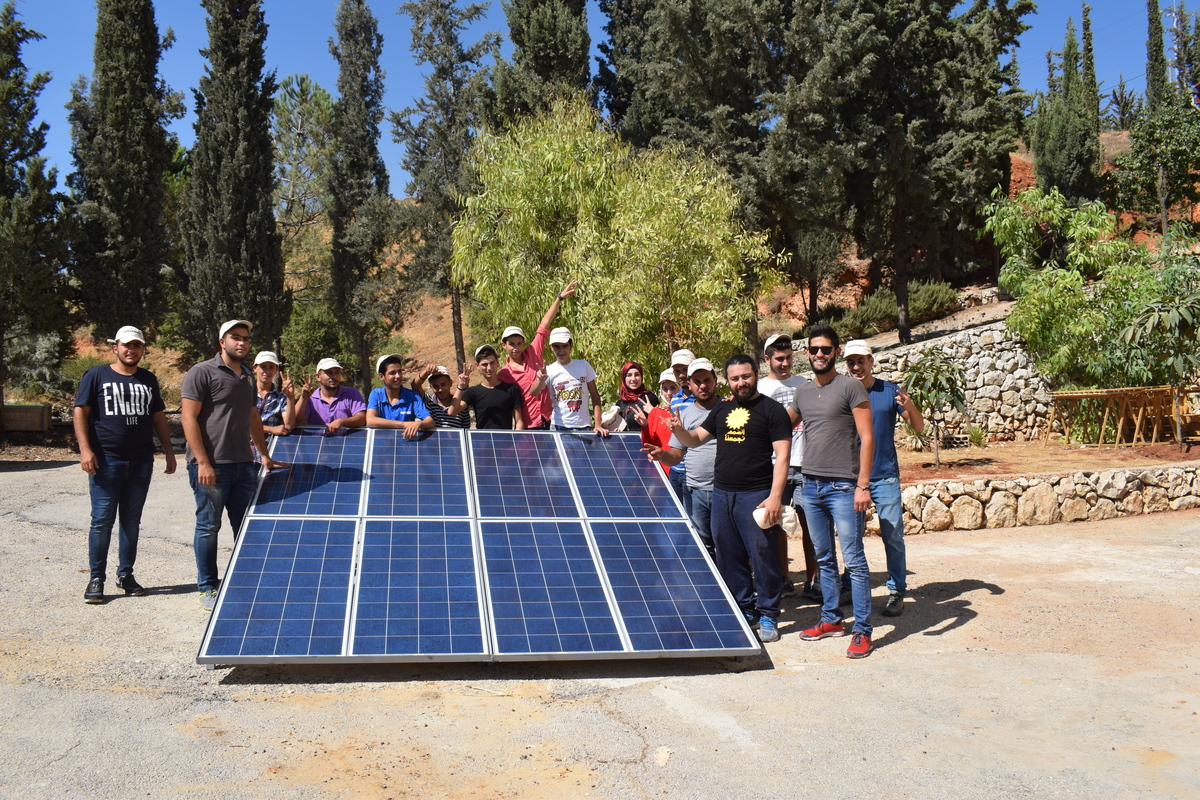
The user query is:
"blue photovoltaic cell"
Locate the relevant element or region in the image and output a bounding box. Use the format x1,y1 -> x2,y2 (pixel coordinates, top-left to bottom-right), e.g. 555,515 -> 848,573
559,433 -> 679,519
367,431 -> 470,517
352,519 -> 485,656
481,520 -> 623,654
203,518 -> 355,658
253,429 -> 367,516
590,520 -> 757,652
471,433 -> 577,518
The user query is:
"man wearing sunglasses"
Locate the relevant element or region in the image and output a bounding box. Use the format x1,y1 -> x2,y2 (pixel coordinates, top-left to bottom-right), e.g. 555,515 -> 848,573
786,325 -> 876,658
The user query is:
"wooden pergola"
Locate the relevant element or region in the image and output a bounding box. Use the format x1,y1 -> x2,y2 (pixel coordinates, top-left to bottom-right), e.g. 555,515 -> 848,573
1047,386 -> 1200,446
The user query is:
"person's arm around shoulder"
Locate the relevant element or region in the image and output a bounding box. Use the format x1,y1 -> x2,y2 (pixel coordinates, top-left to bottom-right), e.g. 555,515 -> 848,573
896,383 -> 924,433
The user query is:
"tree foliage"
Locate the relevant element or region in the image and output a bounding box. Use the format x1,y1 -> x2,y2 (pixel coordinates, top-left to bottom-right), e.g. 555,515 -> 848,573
1032,18 -> 1100,204
903,347 -> 965,468
452,98 -> 777,396
66,0 -> 182,337
490,0 -> 589,124
1104,74 -> 1143,130
1107,96 -> 1200,235
1147,0 -> 1168,112
0,2 -> 73,426
180,0 -> 287,355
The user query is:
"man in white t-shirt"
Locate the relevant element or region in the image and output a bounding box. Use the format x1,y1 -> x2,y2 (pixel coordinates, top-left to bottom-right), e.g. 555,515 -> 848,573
545,327 -> 609,437
758,333 -> 815,599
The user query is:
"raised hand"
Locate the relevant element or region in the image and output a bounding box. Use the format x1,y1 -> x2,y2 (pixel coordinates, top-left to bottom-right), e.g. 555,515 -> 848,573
664,407 -> 683,433
281,370 -> 296,401
299,372 -> 314,398
419,362 -> 436,381
559,280 -> 579,299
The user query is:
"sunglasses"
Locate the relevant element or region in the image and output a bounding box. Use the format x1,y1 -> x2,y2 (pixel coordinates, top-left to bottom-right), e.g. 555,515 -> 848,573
807,345 -> 834,355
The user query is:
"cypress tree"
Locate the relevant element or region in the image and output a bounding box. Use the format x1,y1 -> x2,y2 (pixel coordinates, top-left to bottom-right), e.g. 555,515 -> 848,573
1081,3 -> 1102,170
490,0 -> 590,123
596,0 -> 660,146
1147,0 -> 1168,112
327,0 -> 391,389
1033,19 -> 1100,203
392,0 -> 498,371
180,0 -> 287,355
0,2 -> 72,431
67,0 -> 180,338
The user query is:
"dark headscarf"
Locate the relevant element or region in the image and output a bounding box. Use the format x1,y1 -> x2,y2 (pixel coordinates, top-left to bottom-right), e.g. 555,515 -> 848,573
619,361 -> 655,404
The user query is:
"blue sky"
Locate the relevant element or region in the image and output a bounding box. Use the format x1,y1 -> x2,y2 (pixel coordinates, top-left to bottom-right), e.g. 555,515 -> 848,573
21,0 -> 1153,198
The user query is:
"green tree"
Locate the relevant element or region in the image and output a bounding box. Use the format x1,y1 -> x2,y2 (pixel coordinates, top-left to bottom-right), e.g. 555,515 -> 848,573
392,0 -> 498,372
0,2 -> 73,431
1080,3 -> 1102,172
272,74 -> 335,303
452,98 -> 777,395
1147,0 -> 1168,112
66,0 -> 183,337
1170,4 -> 1200,104
1032,19 -> 1100,204
903,347 -> 965,468
180,0 -> 287,355
327,0 -> 396,390
490,0 -> 590,124
595,0 -> 658,146
1108,97 -> 1200,236
1103,74 -> 1143,130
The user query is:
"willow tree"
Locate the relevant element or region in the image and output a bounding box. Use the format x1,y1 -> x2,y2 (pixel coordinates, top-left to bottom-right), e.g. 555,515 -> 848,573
452,98 -> 776,394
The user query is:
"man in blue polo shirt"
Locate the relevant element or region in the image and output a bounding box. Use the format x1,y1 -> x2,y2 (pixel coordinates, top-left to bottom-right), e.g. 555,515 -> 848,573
366,354 -> 435,439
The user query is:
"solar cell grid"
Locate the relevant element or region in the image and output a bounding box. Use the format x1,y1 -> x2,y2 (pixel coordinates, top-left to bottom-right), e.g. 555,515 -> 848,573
203,518 -> 355,659
558,433 -> 679,519
367,430 -> 470,517
481,520 -> 623,654
471,432 -> 577,518
252,429 -> 367,516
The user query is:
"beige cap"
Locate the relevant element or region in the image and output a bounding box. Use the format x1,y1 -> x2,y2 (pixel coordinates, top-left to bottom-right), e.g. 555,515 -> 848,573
108,326 -> 145,345
548,327 -> 573,345
253,351 -> 280,366
375,354 -> 404,374
843,340 -> 872,357
501,325 -> 525,341
687,357 -> 715,376
218,320 -> 252,339
432,365 -> 452,376
474,344 -> 498,360
763,333 -> 792,353
659,369 -> 677,386
317,357 -> 343,373
669,349 -> 695,367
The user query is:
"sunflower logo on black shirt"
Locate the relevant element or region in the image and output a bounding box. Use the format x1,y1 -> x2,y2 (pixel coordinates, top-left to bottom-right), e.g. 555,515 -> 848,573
725,406 -> 750,443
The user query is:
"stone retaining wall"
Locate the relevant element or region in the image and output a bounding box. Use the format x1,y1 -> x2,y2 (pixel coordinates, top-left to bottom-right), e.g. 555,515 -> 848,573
884,462 -> 1200,534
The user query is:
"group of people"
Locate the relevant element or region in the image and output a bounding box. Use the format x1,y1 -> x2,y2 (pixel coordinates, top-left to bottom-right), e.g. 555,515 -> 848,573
75,288 -> 923,659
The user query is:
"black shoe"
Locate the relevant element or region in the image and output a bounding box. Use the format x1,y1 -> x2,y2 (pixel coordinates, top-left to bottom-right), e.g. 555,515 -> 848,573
780,580 -> 797,598
116,574 -> 146,596
801,581 -> 823,602
882,592 -> 905,617
85,578 -> 104,604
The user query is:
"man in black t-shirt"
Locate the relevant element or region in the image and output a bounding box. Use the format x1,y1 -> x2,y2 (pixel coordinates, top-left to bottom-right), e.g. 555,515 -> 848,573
669,354 -> 792,643
74,326 -> 177,604
452,345 -> 537,429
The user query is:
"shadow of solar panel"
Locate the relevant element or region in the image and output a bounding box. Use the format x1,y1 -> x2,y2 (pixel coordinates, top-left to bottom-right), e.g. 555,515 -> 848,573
253,429 -> 367,516
352,520 -> 486,657
481,520 -> 623,654
202,518 -> 355,659
591,521 -> 758,652
367,430 -> 470,517
559,433 -> 679,518
471,432 -> 577,518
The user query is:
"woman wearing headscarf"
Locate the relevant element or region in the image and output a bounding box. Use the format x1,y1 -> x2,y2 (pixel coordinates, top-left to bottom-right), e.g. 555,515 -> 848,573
614,361 -> 659,431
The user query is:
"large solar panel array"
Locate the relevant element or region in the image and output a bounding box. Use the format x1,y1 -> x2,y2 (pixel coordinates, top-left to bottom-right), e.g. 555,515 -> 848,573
198,429 -> 760,664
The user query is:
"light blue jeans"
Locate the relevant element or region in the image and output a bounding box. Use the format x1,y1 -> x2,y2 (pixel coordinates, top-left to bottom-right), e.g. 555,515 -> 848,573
687,487 -> 713,554
871,476 -> 906,595
801,475 -> 871,635
189,461 -> 259,592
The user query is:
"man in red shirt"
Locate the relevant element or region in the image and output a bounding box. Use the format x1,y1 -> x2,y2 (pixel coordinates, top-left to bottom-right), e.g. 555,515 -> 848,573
498,281 -> 577,429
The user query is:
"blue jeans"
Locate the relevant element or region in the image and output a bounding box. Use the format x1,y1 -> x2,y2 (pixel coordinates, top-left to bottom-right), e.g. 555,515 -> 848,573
712,487 -> 782,620
801,475 -> 871,635
687,486 -> 713,554
88,457 -> 154,580
871,476 -> 906,595
189,461 -> 259,592
668,467 -> 687,503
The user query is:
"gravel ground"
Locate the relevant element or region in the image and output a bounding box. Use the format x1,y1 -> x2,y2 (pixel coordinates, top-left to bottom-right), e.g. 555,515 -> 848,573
1,458 -> 1197,799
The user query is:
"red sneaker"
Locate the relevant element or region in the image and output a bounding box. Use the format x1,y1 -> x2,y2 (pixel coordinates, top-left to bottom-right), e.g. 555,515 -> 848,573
799,620 -> 845,640
845,631 -> 872,659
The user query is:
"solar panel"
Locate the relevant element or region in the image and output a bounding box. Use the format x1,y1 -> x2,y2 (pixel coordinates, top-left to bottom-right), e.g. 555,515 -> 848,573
471,432 -> 577,518
199,429 -> 760,665
253,429 -> 367,516
366,430 -> 470,517
558,433 -> 681,519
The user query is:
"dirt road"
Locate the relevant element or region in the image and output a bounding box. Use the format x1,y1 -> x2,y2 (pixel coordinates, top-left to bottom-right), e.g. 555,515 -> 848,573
1,460 -> 1196,799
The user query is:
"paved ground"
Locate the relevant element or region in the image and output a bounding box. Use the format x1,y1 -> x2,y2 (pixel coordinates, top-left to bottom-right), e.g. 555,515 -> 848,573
1,458 -> 1197,799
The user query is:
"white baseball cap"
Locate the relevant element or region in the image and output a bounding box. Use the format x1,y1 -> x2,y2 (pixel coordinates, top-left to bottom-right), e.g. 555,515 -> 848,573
548,327 -> 573,345
474,344 -> 498,360
670,349 -> 695,367
317,357 -> 343,373
218,319 -> 252,339
108,326 -> 145,345
843,340 -> 872,357
687,357 -> 715,377
432,365 -> 452,376
659,369 -> 677,386
501,325 -> 525,341
253,351 -> 280,366
375,354 -> 405,374
763,333 -> 792,353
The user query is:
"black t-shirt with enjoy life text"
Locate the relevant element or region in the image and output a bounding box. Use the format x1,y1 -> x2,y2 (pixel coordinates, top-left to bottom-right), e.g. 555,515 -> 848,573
700,393 -> 792,492
74,365 -> 166,463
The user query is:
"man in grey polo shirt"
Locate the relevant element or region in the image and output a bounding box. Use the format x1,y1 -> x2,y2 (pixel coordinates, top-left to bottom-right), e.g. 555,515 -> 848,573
182,319 -> 286,610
